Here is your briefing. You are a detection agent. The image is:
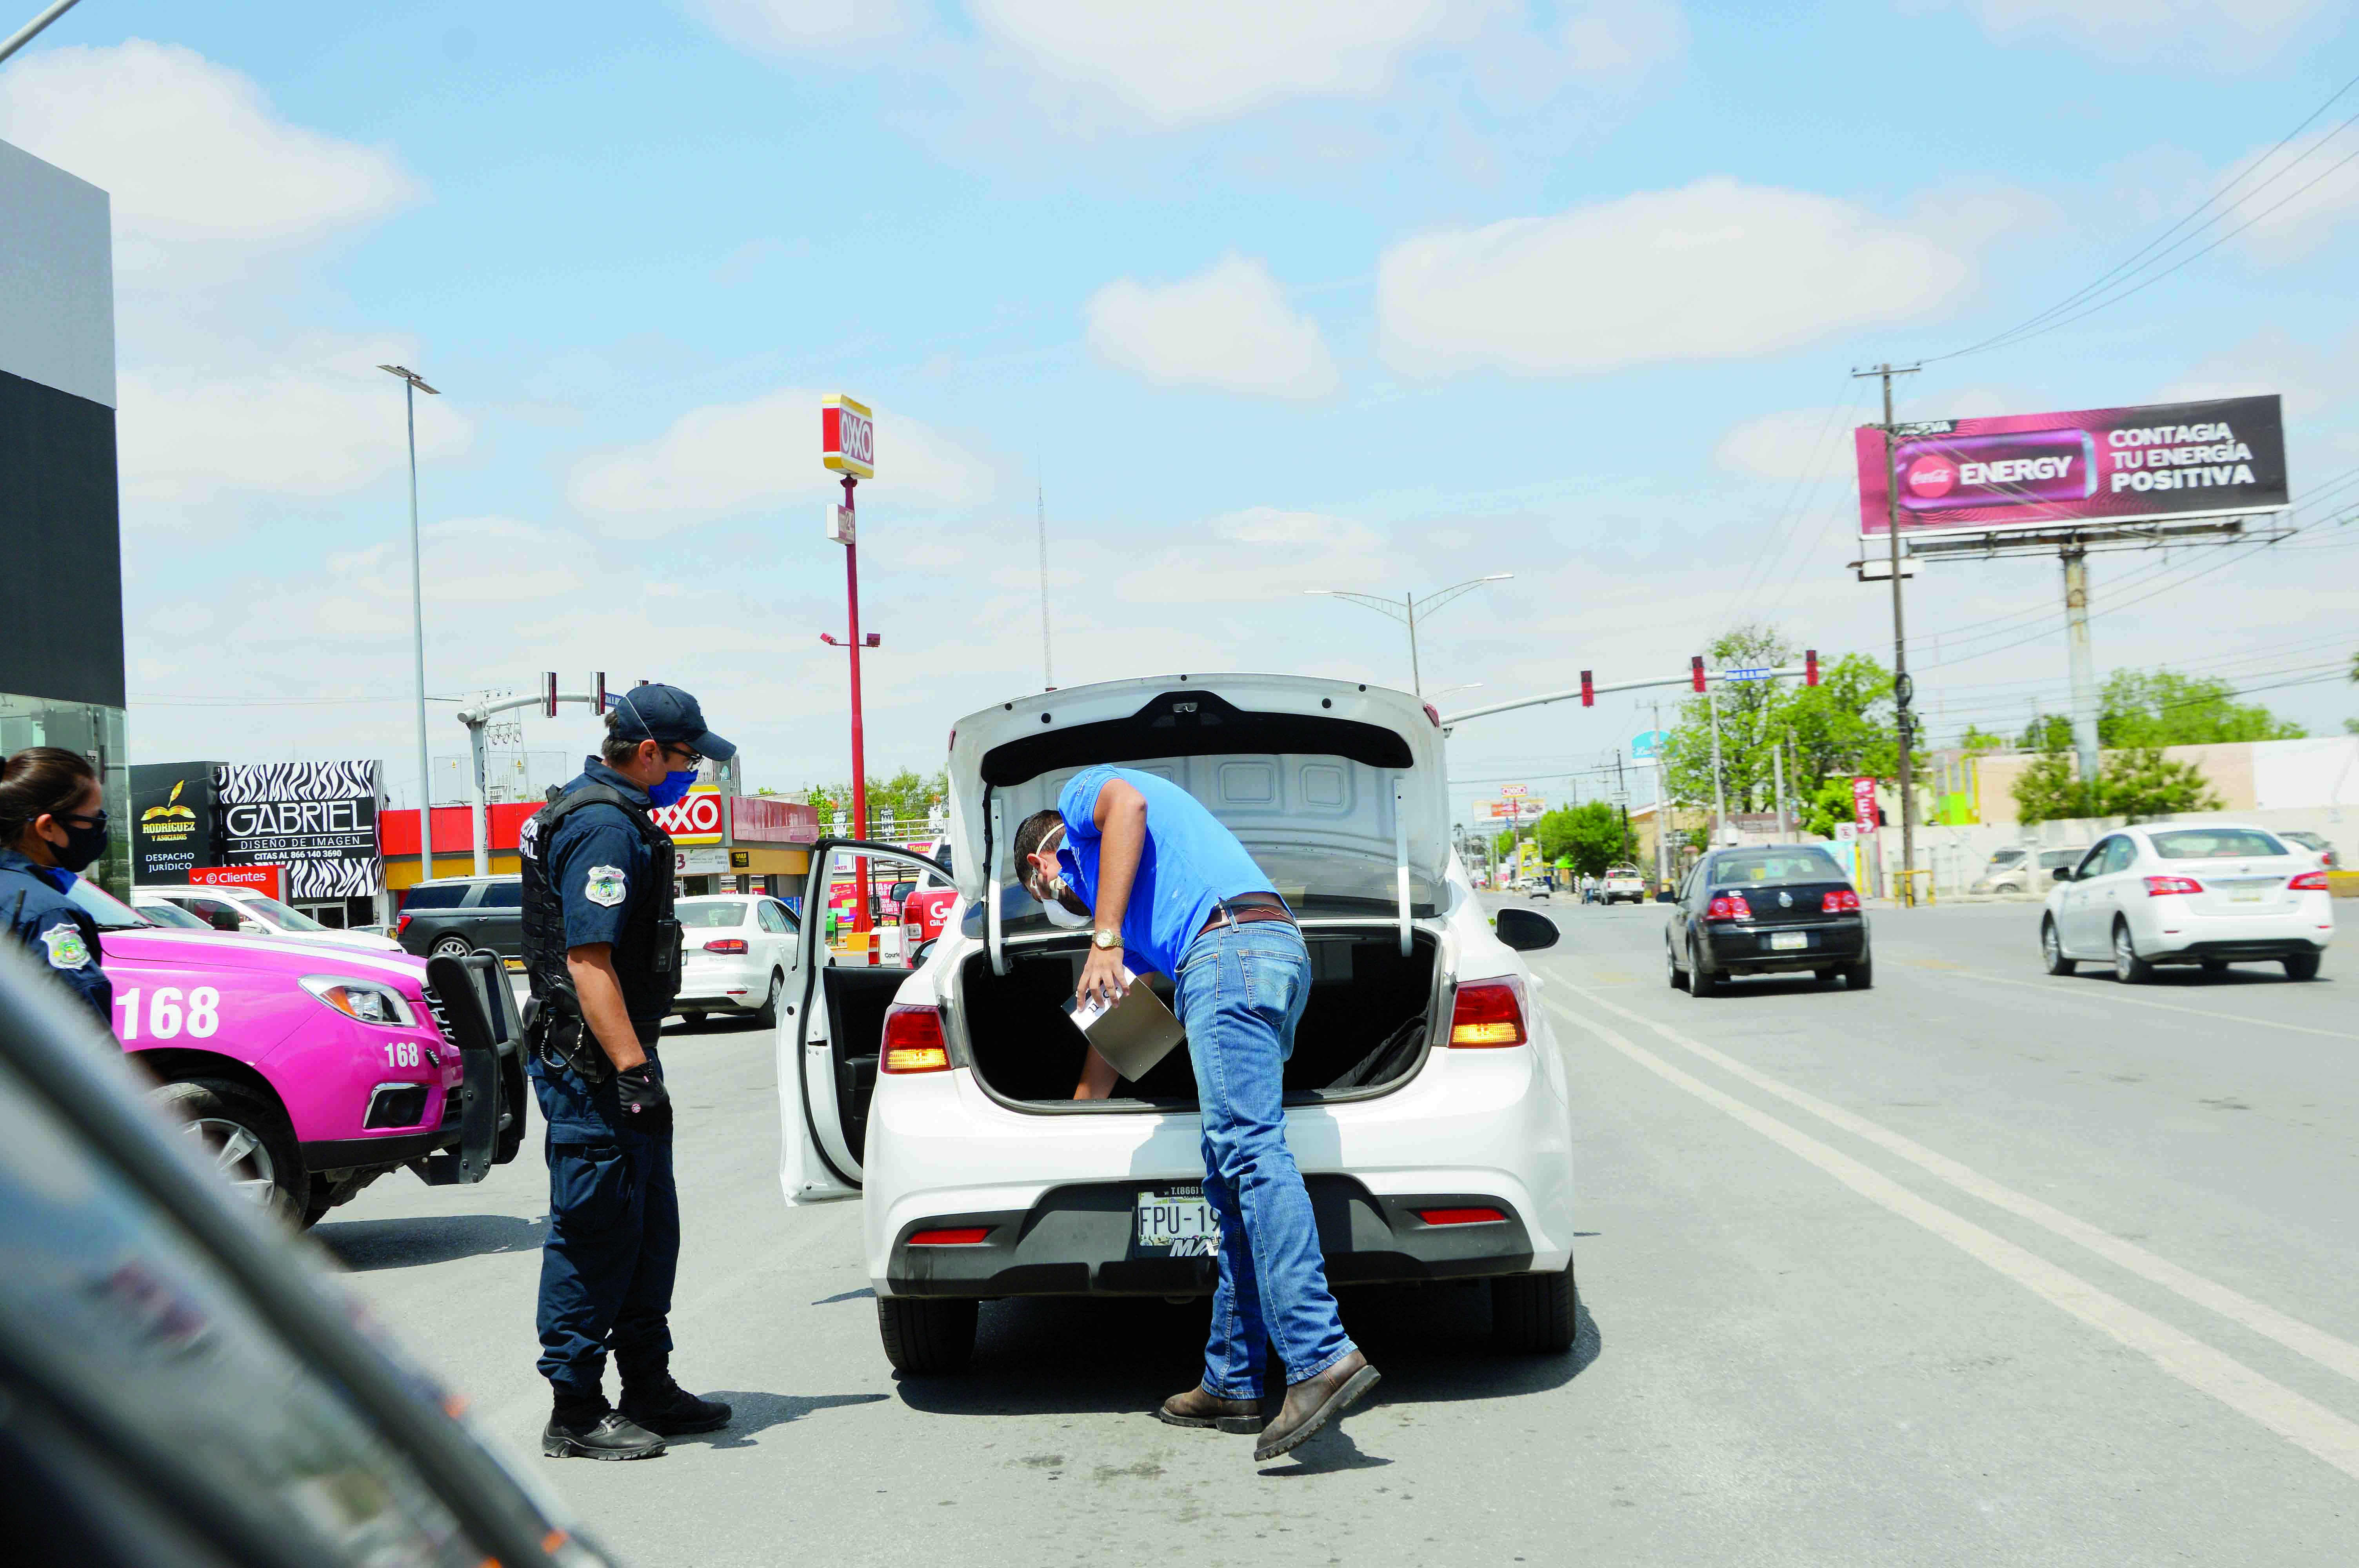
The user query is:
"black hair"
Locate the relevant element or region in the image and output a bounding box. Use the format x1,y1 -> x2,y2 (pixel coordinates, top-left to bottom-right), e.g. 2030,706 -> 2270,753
601,710 -> 647,767
0,747 -> 98,845
1012,809 -> 1065,879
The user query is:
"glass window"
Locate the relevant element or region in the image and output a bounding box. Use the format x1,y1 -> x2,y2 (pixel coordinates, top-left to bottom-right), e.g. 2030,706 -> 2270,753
0,691 -> 129,897
1989,849 -> 2026,867
1707,848 -> 1846,886
2037,849 -> 2083,869
2075,840 -> 2116,879
187,897 -> 247,929
473,881 -> 523,909
679,901 -> 747,929
232,893 -> 327,932
400,884 -> 467,910
64,877 -> 151,931
2150,828 -> 2288,860
134,897 -> 209,929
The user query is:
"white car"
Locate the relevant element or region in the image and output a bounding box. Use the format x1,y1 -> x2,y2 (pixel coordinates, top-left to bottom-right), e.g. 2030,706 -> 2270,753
775,675 -> 1578,1374
674,893 -> 800,1027
132,885 -> 404,954
1599,866 -> 1646,904
2040,822 -> 2334,982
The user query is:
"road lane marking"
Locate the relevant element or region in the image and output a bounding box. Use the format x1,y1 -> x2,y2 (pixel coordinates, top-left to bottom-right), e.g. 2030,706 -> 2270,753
1556,981 -> 2359,1393
1544,995 -> 2359,1483
1943,968 -> 2359,1043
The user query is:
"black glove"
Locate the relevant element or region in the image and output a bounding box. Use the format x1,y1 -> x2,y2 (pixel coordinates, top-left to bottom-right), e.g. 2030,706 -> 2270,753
614,1062 -> 673,1135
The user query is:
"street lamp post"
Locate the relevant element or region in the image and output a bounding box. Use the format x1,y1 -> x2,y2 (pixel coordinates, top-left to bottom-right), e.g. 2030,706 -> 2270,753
1304,575 -> 1512,698
378,364 -> 440,881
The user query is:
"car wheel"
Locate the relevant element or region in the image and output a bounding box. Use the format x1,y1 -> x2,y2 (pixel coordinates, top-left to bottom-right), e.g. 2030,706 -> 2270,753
679,1010 -> 707,1032
428,935 -> 472,960
877,1295 -> 978,1374
2201,959 -> 2229,977
1665,943 -> 1686,990
1812,967 -> 1837,987
1491,1261 -> 1578,1354
2041,919 -> 2075,977
2283,952 -> 2322,982
1843,955 -> 1874,991
151,1079 -> 302,1219
1688,960 -> 1716,998
2111,922 -> 2155,985
755,970 -> 783,1028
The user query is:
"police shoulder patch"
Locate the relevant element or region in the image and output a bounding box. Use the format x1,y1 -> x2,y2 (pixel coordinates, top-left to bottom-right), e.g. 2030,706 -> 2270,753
583,865 -> 627,907
40,922 -> 92,971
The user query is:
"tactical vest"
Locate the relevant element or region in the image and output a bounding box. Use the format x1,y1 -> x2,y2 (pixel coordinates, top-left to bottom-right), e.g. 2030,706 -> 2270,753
519,782 -> 681,1026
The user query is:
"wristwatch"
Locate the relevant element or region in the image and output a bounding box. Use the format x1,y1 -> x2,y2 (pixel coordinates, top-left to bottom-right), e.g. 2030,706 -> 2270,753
1091,928 -> 1120,951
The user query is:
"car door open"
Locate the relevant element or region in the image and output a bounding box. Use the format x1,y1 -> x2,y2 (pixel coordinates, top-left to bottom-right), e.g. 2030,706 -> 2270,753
780,839 -> 951,1205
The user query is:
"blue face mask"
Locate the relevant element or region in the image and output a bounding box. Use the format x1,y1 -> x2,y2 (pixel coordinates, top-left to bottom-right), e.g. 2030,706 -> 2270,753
648,769 -> 698,809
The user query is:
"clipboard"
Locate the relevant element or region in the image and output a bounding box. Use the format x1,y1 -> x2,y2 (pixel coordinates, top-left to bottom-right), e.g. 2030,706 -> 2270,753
1063,970 -> 1187,1083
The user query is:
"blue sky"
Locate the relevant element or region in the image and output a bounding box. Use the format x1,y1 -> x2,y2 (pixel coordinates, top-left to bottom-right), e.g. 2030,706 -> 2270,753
6,0 -> 2357,825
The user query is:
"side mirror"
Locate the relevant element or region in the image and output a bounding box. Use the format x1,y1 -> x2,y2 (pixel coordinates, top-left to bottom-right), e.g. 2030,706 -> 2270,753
1496,906 -> 1559,952
2051,866 -> 2072,883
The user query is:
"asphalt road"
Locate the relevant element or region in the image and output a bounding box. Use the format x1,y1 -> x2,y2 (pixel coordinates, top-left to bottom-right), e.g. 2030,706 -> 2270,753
319,900 -> 2359,1565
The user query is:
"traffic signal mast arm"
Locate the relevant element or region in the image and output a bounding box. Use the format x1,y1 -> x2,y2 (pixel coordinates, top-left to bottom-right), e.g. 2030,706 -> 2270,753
1441,654 -> 1819,727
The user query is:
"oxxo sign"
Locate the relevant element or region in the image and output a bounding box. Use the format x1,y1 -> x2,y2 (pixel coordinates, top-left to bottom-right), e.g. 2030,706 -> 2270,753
822,394 -> 875,479
653,786 -> 724,845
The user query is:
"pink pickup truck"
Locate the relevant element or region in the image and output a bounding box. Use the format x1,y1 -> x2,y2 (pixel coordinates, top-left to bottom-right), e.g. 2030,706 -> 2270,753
68,877 -> 524,1225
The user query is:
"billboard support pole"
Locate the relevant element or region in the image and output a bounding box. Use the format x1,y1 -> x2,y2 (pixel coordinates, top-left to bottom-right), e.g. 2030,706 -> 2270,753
1856,361 -> 1921,905
2061,544 -> 2101,788
1708,681 -> 1727,848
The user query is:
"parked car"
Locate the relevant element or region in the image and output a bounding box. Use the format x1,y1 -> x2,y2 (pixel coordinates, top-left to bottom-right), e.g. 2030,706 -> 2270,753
67,876 -> 524,1224
394,876 -> 524,965
130,896 -> 213,930
0,951 -> 608,1568
1600,865 -> 1647,904
2041,824 -> 2333,982
675,893 -> 799,1028
1971,846 -> 2088,895
134,885 -> 404,954
1665,844 -> 1870,995
776,675 -> 1578,1374
1528,882 -> 1552,901
2279,829 -> 2339,870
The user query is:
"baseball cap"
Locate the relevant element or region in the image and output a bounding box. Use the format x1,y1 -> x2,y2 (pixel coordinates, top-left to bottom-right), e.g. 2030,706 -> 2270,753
615,683 -> 737,762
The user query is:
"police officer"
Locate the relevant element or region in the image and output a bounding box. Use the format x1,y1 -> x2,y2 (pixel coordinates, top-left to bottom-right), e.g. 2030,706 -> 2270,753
0,747 -> 114,1024
521,684 -> 734,1459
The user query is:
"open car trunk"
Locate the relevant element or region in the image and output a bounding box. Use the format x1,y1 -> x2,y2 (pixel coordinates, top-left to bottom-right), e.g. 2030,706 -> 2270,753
956,924 -> 1441,1109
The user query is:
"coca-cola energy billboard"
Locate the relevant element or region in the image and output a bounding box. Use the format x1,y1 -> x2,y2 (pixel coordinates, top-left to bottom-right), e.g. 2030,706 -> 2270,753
1855,394 -> 2287,540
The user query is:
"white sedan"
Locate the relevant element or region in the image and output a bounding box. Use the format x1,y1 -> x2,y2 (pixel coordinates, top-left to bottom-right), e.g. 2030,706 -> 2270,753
674,893 -> 799,1027
776,674 -> 1580,1375
131,886 -> 403,954
2040,823 -> 2333,982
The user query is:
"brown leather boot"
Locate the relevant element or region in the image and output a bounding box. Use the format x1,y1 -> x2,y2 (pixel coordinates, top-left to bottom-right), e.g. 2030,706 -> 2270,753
1253,1350 -> 1380,1461
1156,1385 -> 1267,1434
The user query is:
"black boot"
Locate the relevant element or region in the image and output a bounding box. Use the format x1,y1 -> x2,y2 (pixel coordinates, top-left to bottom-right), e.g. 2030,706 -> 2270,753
542,1391 -> 666,1461
619,1371 -> 731,1436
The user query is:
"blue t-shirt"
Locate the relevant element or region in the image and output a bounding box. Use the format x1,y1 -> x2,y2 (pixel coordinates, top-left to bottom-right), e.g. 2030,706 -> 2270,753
1055,765 -> 1277,977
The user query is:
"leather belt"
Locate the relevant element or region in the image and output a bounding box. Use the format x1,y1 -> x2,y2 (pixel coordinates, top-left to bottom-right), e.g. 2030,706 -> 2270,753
1199,893 -> 1296,936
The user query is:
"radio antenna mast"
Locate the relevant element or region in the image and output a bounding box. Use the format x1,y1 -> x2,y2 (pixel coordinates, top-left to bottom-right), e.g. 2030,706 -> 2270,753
1037,471 -> 1054,690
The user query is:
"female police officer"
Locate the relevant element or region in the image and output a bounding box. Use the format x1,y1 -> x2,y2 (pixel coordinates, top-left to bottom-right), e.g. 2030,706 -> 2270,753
0,746 -> 114,1024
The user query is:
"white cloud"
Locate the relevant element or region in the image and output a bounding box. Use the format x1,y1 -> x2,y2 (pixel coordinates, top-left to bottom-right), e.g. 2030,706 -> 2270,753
1941,0 -> 2329,68
1085,255 -> 1337,398
1111,507 -> 1388,604
1561,0 -> 1687,77
2212,129 -> 2359,265
1714,406 -> 1860,482
567,389 -> 1001,527
0,40 -> 421,263
1378,177 -> 1988,376
685,0 -> 923,57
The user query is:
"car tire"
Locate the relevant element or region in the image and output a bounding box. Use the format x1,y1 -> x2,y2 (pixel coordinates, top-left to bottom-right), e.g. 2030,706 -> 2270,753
1492,1261 -> 1578,1354
680,1010 -> 707,1032
2041,919 -> 2075,977
1665,943 -> 1686,990
1812,967 -> 1837,987
877,1295 -> 978,1374
428,935 -> 472,961
2111,922 -> 2156,985
1843,955 -> 1874,991
150,1078 -> 302,1220
2201,959 -> 2229,977
2283,952 -> 2322,982
755,970 -> 783,1028
1688,960 -> 1716,998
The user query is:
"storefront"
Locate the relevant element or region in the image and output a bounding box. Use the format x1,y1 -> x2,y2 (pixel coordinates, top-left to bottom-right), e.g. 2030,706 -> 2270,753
130,759 -> 390,929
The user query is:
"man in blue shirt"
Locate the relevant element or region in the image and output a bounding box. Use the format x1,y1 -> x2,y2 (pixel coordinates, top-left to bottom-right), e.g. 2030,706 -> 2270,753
1015,765 -> 1379,1463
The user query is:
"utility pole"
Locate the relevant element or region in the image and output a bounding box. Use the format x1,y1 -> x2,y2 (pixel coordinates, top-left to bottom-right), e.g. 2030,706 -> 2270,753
1708,679 -> 1727,849
1304,575 -> 1511,699
2061,545 -> 2100,787
1855,361 -> 1921,905
1037,474 -> 1054,691
1773,743 -> 1788,840
1651,698 -> 1668,891
377,364 -> 440,880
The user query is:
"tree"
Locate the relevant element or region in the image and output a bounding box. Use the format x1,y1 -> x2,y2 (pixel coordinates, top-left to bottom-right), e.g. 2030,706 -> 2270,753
1538,801 -> 1625,876
2018,667 -> 2304,751
2014,746 -> 2220,825
1958,726 -> 2009,752
801,769 -> 947,835
1658,626 -> 1907,829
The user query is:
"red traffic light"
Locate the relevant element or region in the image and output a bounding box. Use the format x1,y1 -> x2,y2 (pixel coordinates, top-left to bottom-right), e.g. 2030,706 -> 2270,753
1805,648 -> 1820,686
1690,656 -> 1706,692
1580,670 -> 1594,708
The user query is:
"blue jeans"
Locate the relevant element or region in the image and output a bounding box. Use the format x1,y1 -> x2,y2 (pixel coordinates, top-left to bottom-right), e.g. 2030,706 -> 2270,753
1172,919 -> 1356,1397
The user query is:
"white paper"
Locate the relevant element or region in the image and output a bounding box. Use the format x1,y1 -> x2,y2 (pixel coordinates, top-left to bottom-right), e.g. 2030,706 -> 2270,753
1065,967 -> 1138,1032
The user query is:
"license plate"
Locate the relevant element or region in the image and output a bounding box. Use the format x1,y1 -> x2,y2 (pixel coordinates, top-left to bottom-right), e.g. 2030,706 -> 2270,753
2229,889 -> 2264,903
1768,931 -> 1810,951
1134,1187 -> 1219,1256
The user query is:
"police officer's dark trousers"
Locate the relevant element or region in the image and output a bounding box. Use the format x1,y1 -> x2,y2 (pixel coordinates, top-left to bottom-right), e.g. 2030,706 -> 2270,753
533,1048 -> 678,1399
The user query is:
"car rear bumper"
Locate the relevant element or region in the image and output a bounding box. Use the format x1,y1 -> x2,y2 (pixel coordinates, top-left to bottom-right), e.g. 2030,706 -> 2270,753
677,953 -> 771,1010
2142,904 -> 2333,961
1702,918 -> 1865,972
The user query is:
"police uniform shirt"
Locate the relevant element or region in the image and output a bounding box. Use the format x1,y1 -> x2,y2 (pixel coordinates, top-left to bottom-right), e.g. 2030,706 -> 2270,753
544,762 -> 660,959
0,847 -> 112,1022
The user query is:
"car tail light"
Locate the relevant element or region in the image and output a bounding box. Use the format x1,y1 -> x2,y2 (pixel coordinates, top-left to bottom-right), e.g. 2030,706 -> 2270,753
1423,702 -> 1441,728
1448,978 -> 1526,1047
394,914 -> 412,937
2289,870 -> 2329,891
1821,888 -> 1861,913
908,1227 -> 990,1245
2144,876 -> 2204,897
881,1004 -> 951,1072
1706,892 -> 1753,921
1416,1207 -> 1505,1226
703,938 -> 749,953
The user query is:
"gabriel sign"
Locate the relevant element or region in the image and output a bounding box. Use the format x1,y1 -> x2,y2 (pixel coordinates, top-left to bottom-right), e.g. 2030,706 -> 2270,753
823,394 -> 874,479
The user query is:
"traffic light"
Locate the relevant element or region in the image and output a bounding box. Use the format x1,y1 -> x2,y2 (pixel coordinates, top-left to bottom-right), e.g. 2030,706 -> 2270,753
1805,648 -> 1819,686
1690,656 -> 1706,692
1580,670 -> 1594,708
541,671 -> 558,718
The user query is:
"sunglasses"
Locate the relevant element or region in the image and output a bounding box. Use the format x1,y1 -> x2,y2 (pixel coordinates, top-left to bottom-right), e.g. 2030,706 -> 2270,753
659,744 -> 704,768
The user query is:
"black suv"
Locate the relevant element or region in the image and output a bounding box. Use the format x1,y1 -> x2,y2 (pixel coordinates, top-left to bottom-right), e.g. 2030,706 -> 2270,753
394,877 -> 523,964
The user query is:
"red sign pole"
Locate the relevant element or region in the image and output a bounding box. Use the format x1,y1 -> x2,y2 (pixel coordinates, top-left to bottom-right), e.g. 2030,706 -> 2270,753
841,474 -> 872,943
